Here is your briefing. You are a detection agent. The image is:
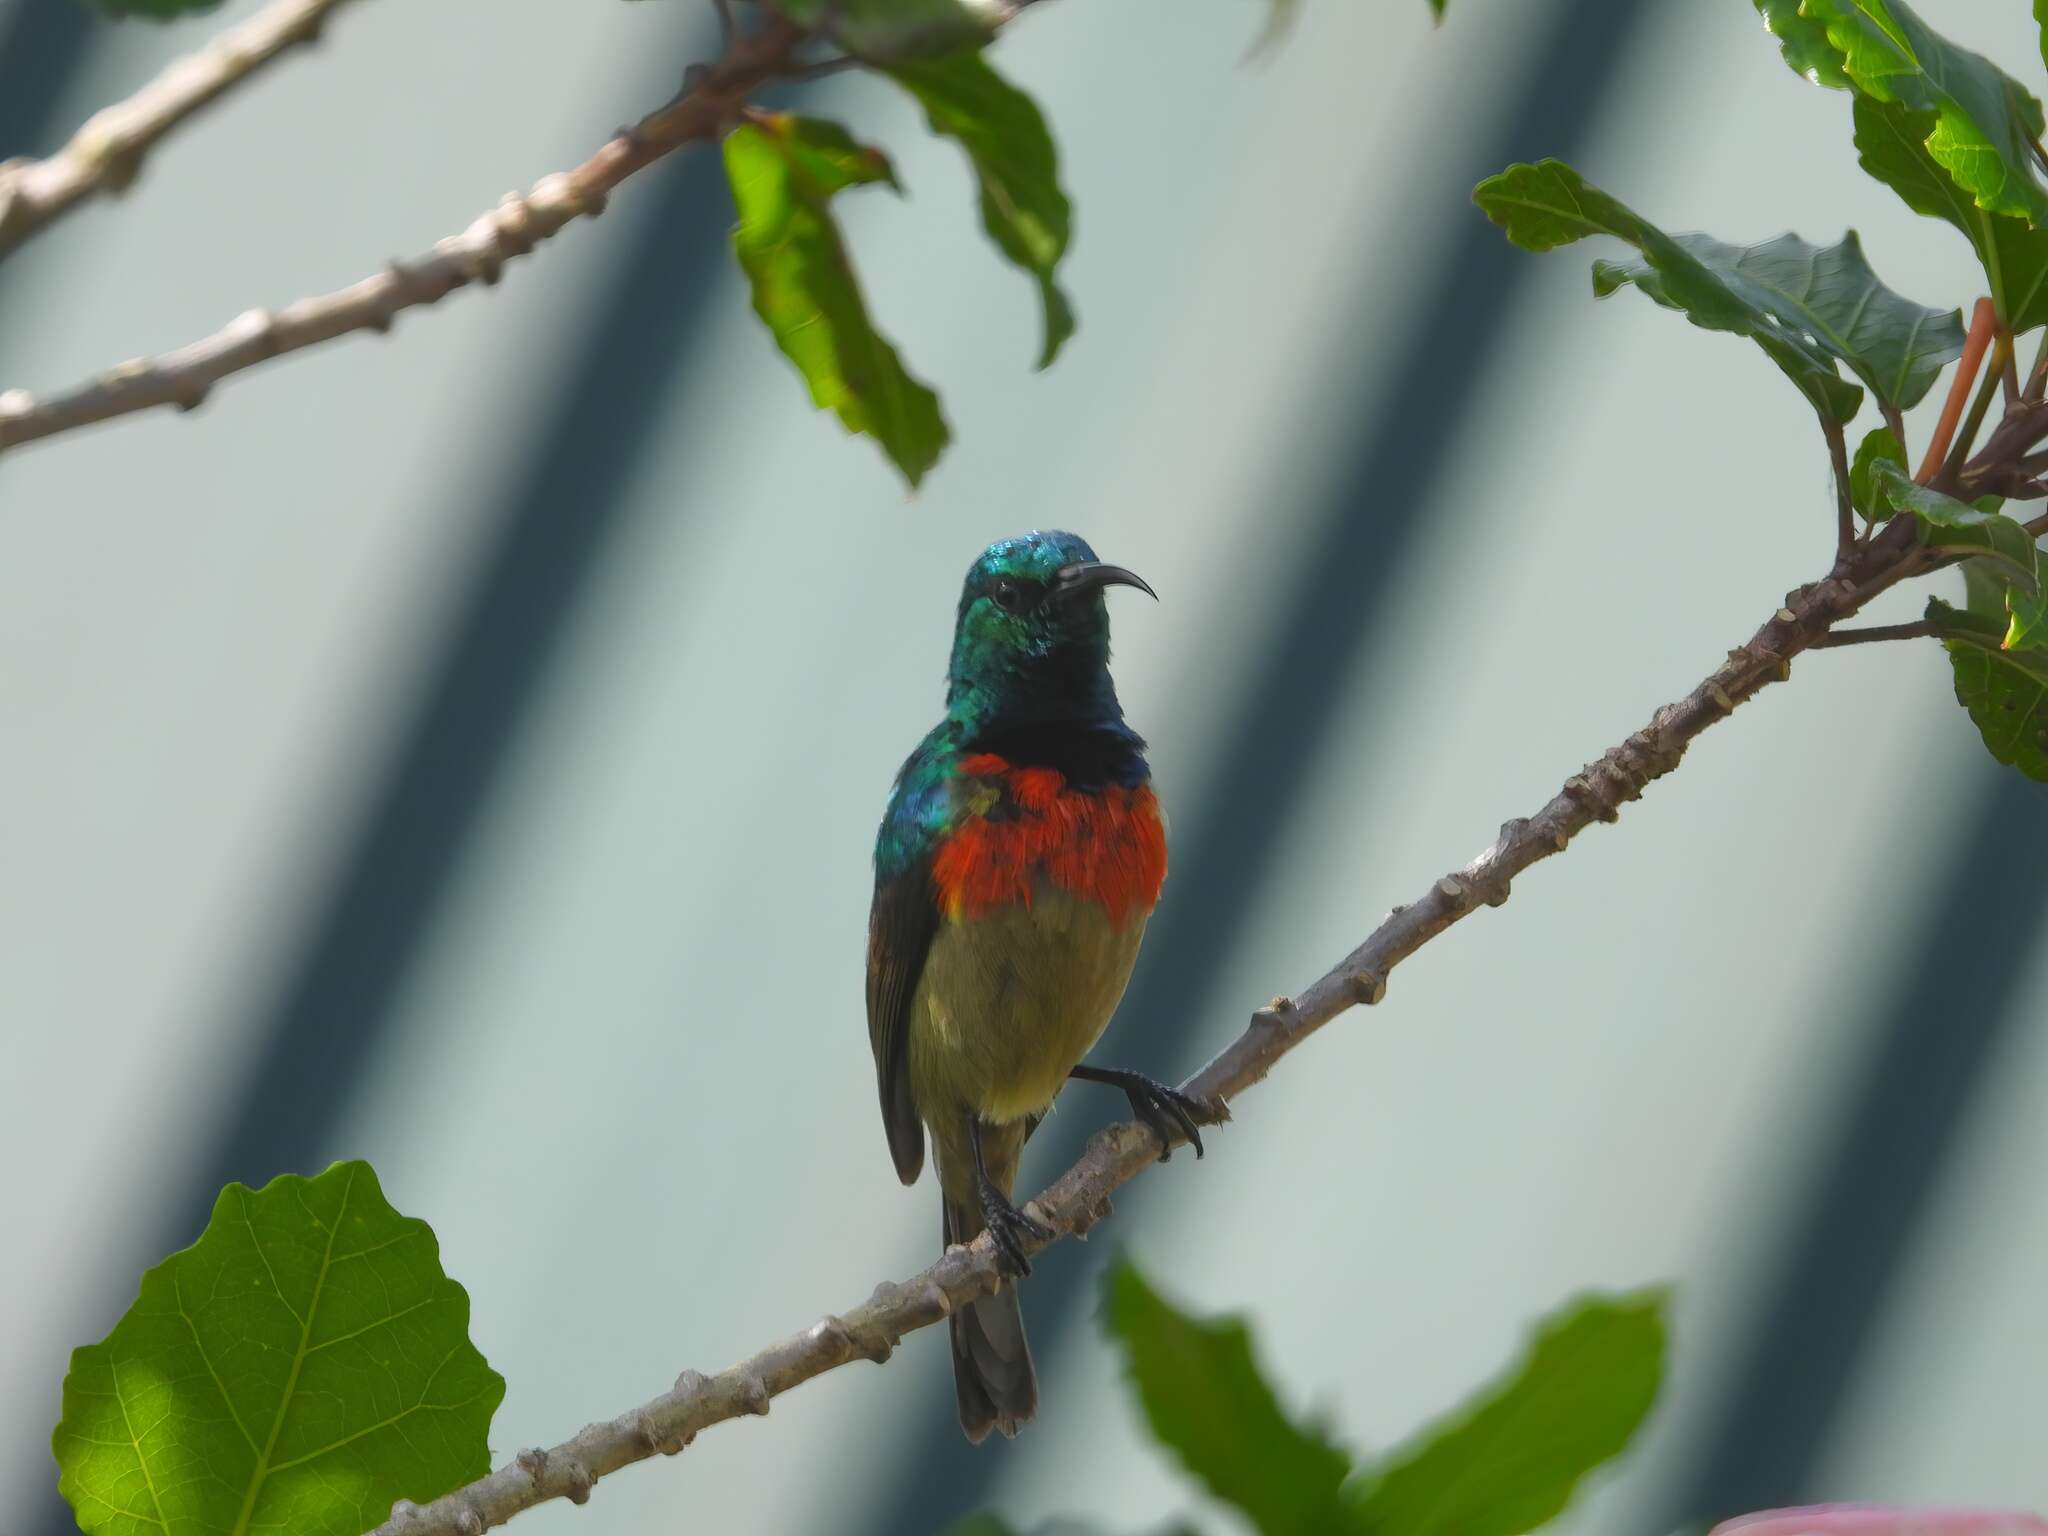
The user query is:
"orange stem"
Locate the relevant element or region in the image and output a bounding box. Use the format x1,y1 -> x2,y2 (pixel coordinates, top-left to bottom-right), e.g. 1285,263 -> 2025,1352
1918,298 -> 1997,483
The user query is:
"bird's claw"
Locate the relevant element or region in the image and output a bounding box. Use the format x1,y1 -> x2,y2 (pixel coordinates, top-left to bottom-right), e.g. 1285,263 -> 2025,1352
978,1181 -> 1052,1278
1122,1074 -> 1224,1162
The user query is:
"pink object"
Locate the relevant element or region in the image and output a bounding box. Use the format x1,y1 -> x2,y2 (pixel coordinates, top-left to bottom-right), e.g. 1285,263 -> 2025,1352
1712,1508 -> 2048,1536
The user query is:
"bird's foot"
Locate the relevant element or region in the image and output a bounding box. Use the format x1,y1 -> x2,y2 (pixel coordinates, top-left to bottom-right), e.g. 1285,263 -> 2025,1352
1070,1064 -> 1229,1162
977,1177 -> 1053,1279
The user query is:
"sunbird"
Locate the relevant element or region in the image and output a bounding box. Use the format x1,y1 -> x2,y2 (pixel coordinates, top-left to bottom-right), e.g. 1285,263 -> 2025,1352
866,530 -> 1221,1443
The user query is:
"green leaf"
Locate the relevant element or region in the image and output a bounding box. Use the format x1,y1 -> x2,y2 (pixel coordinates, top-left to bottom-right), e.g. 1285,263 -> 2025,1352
1752,0 -> 1852,90
1345,1290 -> 1668,1536
1593,230 -> 1961,411
1852,98 -> 2048,330
1870,463 -> 2039,590
1103,1261 -> 1352,1536
1927,596 -> 2048,778
1475,160 -> 1864,421
2039,0 -> 2048,77
724,114 -> 949,488
886,53 -> 1076,369
1803,0 -> 2048,226
53,1161 -> 504,1536
1850,426 -> 1905,519
2005,577 -> 2048,651
1959,551 -> 2048,652
770,0 -> 998,60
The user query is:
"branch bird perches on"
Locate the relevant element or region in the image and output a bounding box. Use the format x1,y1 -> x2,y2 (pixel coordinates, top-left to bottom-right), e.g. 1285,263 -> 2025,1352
362,505 -> 1948,1536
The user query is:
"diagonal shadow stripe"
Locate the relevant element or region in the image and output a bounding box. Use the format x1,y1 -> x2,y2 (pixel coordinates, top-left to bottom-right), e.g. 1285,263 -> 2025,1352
32,16 -> 736,1536
850,2 -> 1657,1531
0,0 -> 94,163
1655,767 -> 2048,1528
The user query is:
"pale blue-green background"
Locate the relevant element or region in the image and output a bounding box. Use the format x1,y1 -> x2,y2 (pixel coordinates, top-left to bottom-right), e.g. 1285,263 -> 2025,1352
1,1 -> 2042,1532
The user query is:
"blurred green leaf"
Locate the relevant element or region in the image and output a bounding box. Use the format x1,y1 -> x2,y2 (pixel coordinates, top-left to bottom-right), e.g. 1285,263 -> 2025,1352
53,1161 -> 503,1536
724,113 -> 949,488
1344,1290 -> 1667,1536
1927,596 -> 2048,778
1852,98 -> 2048,330
1593,230 -> 1960,411
1961,553 -> 2014,621
1870,464 -> 2038,590
2039,0 -> 2048,75
887,53 -> 1076,369
1103,1261 -> 1352,1536
1959,548 -> 2048,653
772,0 -> 997,60
1803,0 -> 2048,225
2004,577 -> 2048,652
1850,426 -> 1905,519
1753,0 -> 1852,90
1475,161 -> 1864,421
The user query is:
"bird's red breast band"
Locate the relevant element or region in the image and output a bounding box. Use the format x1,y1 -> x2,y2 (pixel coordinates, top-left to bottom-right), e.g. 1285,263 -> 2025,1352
933,755 -> 1166,925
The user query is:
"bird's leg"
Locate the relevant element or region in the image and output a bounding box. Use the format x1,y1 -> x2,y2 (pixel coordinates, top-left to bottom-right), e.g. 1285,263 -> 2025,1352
967,1111 -> 1052,1279
1067,1064 -> 1229,1163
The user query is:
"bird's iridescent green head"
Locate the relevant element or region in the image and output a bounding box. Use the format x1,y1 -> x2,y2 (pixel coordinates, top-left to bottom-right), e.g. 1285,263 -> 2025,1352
946,530 -> 1155,729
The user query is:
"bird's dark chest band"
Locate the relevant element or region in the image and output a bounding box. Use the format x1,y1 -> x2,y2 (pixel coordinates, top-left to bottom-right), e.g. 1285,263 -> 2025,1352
959,720 -> 1150,790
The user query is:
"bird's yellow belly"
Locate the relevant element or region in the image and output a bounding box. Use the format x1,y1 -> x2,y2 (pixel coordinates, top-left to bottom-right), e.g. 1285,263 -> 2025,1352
908,882 -> 1149,1127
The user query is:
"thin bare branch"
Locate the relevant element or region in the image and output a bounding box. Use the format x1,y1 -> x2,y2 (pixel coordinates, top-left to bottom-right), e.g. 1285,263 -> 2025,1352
0,0 -> 366,263
361,517 -> 1932,1536
1810,619 -> 1946,648
0,16 -> 806,458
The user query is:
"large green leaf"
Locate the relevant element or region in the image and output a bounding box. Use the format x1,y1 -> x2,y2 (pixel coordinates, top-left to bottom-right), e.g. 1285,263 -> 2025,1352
53,1161 -> 504,1536
1869,463 -> 2039,590
1803,0 -> 2048,226
1753,0 -> 1851,90
886,53 -> 1076,369
770,0 -> 997,60
1103,1261 -> 1352,1536
724,114 -> 949,488
1928,596 -> 2048,779
1593,230 -> 1961,411
1475,161 -> 1864,421
1344,1291 -> 1667,1536
1852,98 -> 2048,331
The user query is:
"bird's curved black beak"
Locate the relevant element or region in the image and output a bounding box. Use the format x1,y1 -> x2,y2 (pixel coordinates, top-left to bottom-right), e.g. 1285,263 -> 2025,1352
1054,561 -> 1157,601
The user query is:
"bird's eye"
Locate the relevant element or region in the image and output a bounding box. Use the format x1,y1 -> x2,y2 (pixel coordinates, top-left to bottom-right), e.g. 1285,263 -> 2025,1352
990,578 -> 1031,614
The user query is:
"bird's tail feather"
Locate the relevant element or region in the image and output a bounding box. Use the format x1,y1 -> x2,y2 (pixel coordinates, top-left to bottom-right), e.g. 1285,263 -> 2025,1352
943,1197 -> 1037,1442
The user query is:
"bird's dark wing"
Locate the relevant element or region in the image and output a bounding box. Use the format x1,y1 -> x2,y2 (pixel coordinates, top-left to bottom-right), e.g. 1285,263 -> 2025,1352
867,857 -> 937,1185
